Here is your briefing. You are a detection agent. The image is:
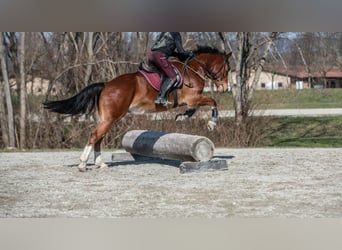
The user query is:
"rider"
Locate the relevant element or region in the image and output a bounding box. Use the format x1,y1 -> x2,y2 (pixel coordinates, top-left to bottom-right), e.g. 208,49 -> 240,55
148,32 -> 193,105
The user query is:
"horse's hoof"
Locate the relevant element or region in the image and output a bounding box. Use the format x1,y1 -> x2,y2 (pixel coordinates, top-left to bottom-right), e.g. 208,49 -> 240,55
95,162 -> 108,169
207,121 -> 216,131
78,167 -> 87,172
175,114 -> 185,121
78,162 -> 87,172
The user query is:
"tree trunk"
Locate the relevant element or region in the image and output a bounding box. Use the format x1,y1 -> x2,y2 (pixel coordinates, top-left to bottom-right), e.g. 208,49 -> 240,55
0,77 -> 9,146
0,33 -> 16,148
19,32 -> 26,148
233,32 -> 250,126
84,32 -> 94,84
292,38 -> 312,88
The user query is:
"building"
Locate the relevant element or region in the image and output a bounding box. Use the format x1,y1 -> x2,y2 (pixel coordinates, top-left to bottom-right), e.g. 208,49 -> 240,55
230,66 -> 342,90
230,69 -> 291,90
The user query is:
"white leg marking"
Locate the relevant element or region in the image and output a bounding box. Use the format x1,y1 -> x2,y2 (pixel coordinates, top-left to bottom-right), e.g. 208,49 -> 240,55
94,151 -> 108,168
207,120 -> 217,131
79,145 -> 93,171
175,115 -> 187,121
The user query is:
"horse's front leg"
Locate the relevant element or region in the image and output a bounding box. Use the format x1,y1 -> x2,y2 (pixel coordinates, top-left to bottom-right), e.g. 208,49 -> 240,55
175,107 -> 197,121
184,95 -> 218,131
207,107 -> 218,131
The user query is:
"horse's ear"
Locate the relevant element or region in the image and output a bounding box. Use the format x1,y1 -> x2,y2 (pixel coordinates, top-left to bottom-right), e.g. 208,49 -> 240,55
226,51 -> 232,58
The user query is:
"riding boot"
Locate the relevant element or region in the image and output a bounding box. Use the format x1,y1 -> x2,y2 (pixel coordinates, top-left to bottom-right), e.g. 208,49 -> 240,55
155,78 -> 176,105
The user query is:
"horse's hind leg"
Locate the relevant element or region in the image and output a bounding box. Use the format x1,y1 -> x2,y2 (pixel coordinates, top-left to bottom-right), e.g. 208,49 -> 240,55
78,119 -> 114,171
79,144 -> 93,171
94,137 -> 107,169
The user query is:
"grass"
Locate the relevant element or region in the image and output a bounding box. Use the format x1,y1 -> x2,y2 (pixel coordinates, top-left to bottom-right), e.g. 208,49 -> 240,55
260,116 -> 342,147
210,88 -> 342,109
205,88 -> 342,147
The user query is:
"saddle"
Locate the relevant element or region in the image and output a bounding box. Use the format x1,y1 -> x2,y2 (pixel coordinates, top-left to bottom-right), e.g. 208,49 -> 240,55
138,62 -> 183,91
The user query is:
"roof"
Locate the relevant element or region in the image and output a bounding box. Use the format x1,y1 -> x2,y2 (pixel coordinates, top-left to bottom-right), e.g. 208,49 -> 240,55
263,65 -> 342,79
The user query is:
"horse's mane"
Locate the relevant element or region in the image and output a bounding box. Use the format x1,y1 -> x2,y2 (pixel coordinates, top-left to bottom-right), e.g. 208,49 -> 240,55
171,45 -> 224,61
193,45 -> 224,55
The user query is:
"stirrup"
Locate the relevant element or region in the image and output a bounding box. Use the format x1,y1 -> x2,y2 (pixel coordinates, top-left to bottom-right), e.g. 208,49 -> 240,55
155,96 -> 172,106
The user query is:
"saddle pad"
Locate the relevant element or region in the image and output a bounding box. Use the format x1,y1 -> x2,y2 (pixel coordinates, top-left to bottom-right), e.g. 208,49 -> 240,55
139,67 -> 183,91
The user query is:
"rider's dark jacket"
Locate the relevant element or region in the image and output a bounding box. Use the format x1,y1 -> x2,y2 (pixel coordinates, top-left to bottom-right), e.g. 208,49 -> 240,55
151,32 -> 190,57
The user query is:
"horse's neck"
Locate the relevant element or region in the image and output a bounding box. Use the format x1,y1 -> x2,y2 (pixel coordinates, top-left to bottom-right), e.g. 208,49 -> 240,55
190,56 -> 209,76
169,61 -> 205,85
172,55 -> 213,80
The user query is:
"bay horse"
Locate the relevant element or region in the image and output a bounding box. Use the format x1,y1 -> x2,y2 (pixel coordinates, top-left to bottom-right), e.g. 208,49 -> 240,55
43,46 -> 231,171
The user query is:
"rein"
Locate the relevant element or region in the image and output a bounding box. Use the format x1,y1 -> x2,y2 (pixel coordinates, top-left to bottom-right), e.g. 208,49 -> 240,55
178,60 -> 206,80
172,59 -> 205,88
173,55 -> 228,89
192,56 -> 229,81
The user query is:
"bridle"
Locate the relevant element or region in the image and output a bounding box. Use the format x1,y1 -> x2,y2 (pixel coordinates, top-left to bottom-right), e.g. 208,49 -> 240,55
190,54 -> 230,92
193,55 -> 230,81
175,53 -> 230,89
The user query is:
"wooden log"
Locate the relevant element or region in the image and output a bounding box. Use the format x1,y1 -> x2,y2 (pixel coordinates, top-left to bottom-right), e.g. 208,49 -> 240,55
121,130 -> 215,162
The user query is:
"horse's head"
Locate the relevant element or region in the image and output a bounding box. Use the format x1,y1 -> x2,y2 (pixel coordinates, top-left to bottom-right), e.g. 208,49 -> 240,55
192,46 -> 232,93
205,51 -> 231,93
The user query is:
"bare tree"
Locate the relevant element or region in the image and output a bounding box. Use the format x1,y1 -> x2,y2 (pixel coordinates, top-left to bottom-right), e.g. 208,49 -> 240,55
0,32 -> 15,148
291,35 -> 312,87
227,32 -> 279,145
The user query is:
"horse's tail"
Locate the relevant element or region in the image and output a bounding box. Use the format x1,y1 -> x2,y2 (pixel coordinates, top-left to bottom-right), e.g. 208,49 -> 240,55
43,82 -> 105,115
